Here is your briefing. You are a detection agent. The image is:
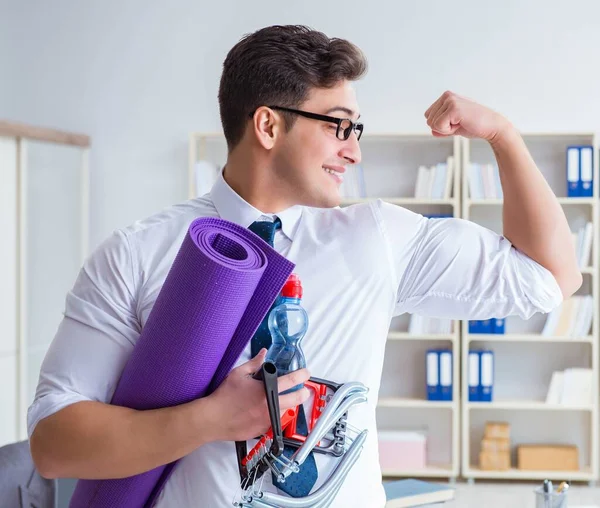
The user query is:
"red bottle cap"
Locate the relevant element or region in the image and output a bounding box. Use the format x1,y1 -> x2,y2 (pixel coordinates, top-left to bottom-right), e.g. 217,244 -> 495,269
281,273 -> 303,299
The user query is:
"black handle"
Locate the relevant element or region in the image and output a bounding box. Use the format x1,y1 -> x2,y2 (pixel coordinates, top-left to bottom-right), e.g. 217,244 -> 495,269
254,361 -> 284,456
235,440 -> 248,481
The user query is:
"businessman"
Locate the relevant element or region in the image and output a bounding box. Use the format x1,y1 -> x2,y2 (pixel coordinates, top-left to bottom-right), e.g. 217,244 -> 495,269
28,25 -> 580,507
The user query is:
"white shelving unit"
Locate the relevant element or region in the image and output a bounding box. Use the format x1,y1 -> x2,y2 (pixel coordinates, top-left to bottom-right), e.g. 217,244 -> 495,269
188,132 -> 226,200
0,121 -> 90,446
342,133 -> 462,480
460,133 -> 599,484
189,130 -> 600,483
189,131 -> 463,480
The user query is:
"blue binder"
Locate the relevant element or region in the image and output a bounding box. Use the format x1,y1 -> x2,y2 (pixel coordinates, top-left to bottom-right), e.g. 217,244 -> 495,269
426,349 -> 453,401
479,350 -> 494,402
426,349 -> 440,401
470,319 -> 504,334
481,319 -> 493,333
468,320 -> 480,334
439,350 -> 453,401
468,349 -> 494,402
580,146 -> 593,197
468,350 -> 480,402
567,146 -> 580,197
493,318 -> 505,334
567,145 -> 594,197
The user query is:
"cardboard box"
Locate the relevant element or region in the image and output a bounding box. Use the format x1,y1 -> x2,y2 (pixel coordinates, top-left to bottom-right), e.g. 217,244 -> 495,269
484,421 -> 510,440
517,445 -> 578,471
481,437 -> 510,453
479,450 -> 511,470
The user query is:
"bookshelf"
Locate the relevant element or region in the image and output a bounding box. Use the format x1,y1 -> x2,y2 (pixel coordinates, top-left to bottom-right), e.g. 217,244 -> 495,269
188,131 -> 463,481
344,133 -> 461,481
460,133 -> 599,485
188,130 -> 599,484
0,121 -> 90,446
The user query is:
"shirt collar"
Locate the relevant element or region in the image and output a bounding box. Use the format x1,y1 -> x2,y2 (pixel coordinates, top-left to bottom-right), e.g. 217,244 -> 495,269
209,169 -> 303,242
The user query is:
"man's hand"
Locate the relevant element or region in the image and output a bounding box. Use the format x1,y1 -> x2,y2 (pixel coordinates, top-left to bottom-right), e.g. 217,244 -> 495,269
203,348 -> 311,442
424,91 -> 512,143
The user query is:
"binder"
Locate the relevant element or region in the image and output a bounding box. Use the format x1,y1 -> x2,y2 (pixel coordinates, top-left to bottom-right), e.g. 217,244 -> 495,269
493,318 -> 505,334
580,146 -> 593,197
439,350 -> 452,401
468,320 -> 480,333
426,350 -> 440,401
567,146 -> 580,197
480,319 -> 493,333
470,319 -> 502,334
479,350 -> 494,402
468,350 -> 480,402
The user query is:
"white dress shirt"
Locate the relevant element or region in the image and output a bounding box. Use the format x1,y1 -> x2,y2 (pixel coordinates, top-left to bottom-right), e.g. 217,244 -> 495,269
28,171 -> 563,507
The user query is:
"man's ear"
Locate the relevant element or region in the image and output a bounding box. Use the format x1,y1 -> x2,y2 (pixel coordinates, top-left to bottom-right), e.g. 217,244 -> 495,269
251,107 -> 282,150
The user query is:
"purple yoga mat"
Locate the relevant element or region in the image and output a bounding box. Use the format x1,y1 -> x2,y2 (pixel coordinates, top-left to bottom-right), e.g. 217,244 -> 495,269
69,217 -> 295,507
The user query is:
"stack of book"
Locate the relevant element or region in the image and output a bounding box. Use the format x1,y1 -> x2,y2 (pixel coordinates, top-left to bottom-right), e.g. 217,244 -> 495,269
339,164 -> 367,198
413,156 -> 455,198
546,368 -> 593,406
541,295 -> 593,338
467,162 -> 503,199
408,314 -> 453,334
572,222 -> 593,268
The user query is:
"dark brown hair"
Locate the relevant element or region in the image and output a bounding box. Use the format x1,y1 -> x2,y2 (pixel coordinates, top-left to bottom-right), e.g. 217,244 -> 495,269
218,25 -> 368,150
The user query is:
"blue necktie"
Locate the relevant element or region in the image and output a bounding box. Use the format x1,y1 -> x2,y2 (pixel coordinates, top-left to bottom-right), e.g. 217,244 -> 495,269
248,218 -> 318,497
248,218 -> 282,357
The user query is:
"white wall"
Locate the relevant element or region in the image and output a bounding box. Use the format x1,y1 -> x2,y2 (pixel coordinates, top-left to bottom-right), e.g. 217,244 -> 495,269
2,0 -> 600,249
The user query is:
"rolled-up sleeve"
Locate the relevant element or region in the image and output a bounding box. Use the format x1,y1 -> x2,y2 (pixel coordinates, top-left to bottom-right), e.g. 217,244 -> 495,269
374,200 -> 563,320
27,230 -> 141,438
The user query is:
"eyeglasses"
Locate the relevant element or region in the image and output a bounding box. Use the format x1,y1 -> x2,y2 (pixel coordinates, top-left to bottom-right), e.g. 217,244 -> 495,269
249,106 -> 363,141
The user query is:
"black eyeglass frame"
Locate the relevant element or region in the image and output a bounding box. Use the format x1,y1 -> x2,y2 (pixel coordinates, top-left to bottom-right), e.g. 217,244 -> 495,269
249,106 -> 363,141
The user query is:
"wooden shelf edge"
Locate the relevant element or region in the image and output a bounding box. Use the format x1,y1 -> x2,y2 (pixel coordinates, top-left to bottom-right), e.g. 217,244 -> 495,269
467,198 -> 596,206
0,120 -> 90,147
388,332 -> 457,341
466,334 -> 594,343
382,464 -> 456,478
378,397 -> 456,409
464,466 -> 593,480
340,197 -> 458,205
467,401 -> 593,411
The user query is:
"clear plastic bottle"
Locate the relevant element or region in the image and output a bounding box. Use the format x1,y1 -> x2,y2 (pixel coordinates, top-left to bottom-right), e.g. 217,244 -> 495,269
265,273 -> 308,393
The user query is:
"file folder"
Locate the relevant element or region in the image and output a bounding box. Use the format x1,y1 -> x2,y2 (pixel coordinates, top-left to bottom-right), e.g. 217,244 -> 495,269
468,320 -> 480,333
426,349 -> 440,401
567,146 -> 580,197
493,318 -> 505,334
580,146 -> 593,197
439,350 -> 452,401
479,350 -> 494,402
468,351 -> 480,402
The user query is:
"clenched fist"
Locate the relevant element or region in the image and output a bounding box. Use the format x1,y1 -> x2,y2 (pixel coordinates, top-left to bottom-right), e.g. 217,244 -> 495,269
424,91 -> 512,143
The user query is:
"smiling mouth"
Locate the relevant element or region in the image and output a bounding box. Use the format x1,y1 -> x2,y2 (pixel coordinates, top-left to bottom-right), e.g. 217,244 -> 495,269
323,166 -> 344,184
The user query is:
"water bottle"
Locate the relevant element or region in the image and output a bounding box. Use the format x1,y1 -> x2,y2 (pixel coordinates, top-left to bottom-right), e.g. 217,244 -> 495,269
265,273 -> 308,393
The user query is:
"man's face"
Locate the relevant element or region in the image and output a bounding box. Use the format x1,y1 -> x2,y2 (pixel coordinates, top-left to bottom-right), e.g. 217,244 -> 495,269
271,80 -> 362,209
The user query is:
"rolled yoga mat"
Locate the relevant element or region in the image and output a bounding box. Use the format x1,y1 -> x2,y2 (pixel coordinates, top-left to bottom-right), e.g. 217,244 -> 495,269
69,216 -> 295,508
